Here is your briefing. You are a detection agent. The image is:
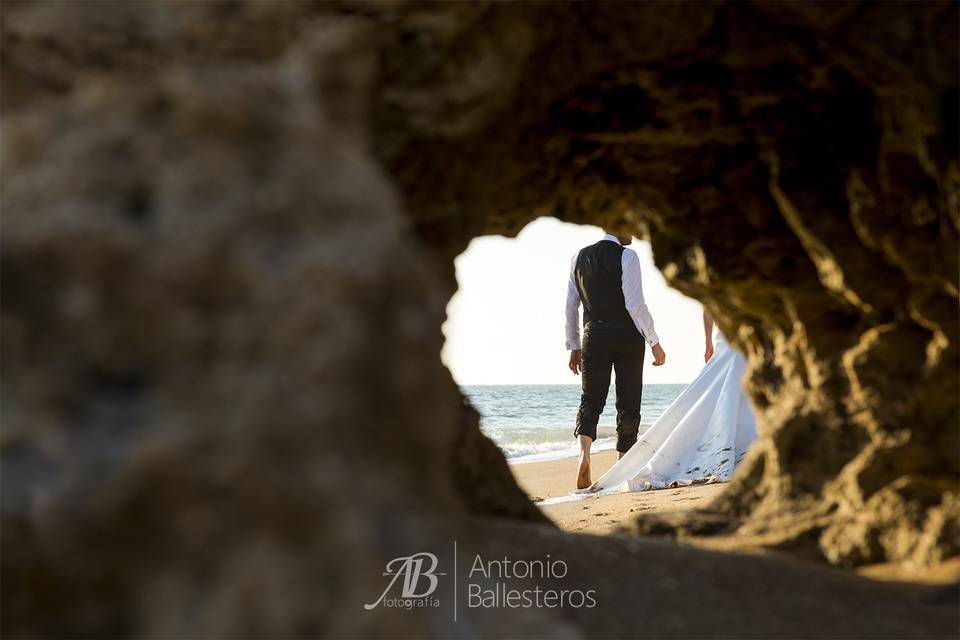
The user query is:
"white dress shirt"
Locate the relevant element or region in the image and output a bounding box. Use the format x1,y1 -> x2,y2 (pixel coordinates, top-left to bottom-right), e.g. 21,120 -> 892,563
565,234 -> 659,350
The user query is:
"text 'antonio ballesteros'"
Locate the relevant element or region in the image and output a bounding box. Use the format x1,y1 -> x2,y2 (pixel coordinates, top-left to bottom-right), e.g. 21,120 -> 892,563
467,554 -> 598,609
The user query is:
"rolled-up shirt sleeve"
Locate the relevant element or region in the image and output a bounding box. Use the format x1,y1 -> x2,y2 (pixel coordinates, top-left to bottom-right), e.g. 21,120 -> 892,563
621,249 -> 659,346
565,254 -> 582,350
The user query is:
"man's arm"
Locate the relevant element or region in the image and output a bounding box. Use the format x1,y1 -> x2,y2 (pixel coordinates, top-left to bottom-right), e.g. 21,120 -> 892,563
703,310 -> 715,362
621,249 -> 666,366
565,254 -> 582,350
565,254 -> 583,374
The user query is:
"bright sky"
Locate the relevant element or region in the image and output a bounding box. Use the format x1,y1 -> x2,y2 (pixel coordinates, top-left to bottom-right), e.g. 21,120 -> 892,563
442,217 -> 706,385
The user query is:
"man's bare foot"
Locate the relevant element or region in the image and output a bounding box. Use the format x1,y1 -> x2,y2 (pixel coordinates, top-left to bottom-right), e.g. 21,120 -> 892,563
576,457 -> 591,489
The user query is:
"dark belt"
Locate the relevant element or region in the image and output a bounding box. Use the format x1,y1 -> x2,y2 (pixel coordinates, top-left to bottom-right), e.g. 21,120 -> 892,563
586,319 -> 645,338
586,319 -> 625,326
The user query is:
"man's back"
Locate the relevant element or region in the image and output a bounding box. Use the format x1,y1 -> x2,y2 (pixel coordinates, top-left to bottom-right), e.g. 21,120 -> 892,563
574,240 -> 636,332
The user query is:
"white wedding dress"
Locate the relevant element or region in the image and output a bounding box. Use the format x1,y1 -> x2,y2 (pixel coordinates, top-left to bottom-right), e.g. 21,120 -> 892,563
584,330 -> 757,494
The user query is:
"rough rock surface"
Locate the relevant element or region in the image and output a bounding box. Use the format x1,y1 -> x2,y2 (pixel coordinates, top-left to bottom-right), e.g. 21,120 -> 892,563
1,1 -> 958,638
0,12 -> 559,636
367,1 -> 960,568
2,31 -> 452,639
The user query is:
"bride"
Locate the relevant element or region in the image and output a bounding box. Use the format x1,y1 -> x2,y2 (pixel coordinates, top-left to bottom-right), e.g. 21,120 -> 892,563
582,311 -> 757,494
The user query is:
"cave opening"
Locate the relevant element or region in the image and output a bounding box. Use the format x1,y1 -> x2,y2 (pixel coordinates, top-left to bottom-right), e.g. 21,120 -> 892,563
442,217 -> 721,471
440,214 -> 772,537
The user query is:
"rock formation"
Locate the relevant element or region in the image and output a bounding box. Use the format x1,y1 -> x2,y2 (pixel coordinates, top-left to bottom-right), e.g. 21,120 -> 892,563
367,0 -> 960,568
1,1 -> 957,637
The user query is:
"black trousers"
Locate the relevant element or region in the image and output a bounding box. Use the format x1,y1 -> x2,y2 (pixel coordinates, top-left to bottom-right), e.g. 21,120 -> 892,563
574,323 -> 646,453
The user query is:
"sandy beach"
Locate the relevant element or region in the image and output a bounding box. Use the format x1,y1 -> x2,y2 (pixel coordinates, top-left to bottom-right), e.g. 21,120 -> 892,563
511,451 -> 960,586
511,450 -> 727,535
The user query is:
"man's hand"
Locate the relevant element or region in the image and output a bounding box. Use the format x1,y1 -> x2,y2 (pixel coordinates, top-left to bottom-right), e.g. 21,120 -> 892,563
704,341 -> 714,363
568,350 -> 582,375
651,343 -> 666,366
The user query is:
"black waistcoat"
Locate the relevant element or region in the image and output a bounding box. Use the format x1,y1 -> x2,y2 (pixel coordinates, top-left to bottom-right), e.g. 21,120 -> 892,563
574,240 -> 636,332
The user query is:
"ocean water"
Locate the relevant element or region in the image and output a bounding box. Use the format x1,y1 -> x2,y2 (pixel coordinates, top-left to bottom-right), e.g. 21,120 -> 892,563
461,384 -> 687,464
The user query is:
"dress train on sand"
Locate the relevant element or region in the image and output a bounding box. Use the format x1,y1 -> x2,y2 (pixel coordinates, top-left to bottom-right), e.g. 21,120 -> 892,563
586,330 -> 757,493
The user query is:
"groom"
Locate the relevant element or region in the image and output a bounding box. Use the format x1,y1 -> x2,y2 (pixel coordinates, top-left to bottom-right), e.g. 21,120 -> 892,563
565,229 -> 666,489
